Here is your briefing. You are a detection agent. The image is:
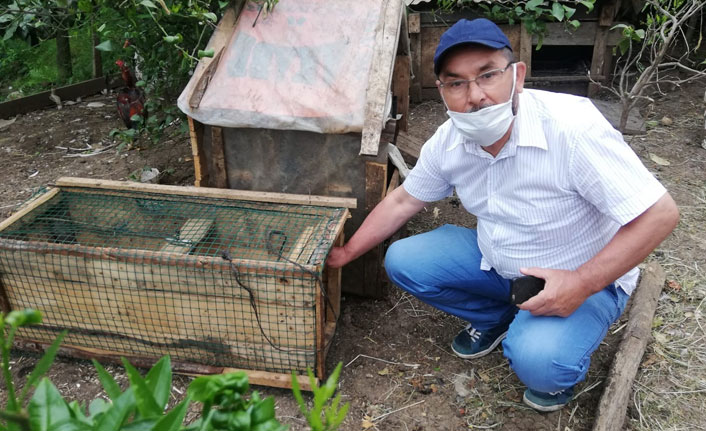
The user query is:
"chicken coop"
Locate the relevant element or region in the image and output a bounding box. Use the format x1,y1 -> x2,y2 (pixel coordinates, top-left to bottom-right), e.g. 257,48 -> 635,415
0,178 -> 355,388
178,0 -> 409,298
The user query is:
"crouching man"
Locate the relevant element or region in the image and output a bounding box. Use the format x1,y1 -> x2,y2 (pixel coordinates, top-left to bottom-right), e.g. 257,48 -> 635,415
327,18 -> 679,412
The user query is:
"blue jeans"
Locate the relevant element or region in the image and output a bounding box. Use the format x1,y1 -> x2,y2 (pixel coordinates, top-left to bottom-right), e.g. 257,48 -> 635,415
385,224 -> 629,393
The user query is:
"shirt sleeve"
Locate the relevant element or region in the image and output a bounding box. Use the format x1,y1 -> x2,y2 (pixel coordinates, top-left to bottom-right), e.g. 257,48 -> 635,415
402,127 -> 454,202
568,118 -> 666,225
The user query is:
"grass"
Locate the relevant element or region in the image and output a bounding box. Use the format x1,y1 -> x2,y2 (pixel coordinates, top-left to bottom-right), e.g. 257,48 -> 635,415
0,25 -> 111,101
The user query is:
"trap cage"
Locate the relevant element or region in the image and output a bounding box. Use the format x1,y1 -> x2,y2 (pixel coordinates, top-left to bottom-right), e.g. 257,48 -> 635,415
0,177 -> 354,388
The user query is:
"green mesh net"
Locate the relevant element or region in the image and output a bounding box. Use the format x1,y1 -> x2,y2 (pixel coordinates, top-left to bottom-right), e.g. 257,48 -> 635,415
0,186 -> 347,375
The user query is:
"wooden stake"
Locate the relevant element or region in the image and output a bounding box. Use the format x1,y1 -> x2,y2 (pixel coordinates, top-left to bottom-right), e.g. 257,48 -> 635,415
55,177 -> 357,209
592,261 -> 666,431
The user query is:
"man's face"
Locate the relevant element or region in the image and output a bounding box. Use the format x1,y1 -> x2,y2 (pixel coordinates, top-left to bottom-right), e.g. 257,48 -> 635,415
436,46 -> 526,114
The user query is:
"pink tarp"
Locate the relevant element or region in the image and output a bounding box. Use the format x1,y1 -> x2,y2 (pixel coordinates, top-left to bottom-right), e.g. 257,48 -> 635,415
178,0 -> 385,134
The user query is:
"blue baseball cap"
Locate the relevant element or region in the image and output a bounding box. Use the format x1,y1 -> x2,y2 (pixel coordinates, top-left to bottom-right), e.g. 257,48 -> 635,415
434,18 -> 512,75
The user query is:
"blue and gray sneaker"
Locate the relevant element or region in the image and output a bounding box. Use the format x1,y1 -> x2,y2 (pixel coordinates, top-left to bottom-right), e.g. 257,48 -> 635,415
451,322 -> 510,359
522,387 -> 574,412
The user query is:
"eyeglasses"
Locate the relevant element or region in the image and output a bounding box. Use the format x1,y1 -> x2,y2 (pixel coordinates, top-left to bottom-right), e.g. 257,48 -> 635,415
438,62 -> 515,97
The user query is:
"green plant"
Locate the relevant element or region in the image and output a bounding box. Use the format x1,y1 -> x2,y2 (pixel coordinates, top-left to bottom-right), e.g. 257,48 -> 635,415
1,309 -> 67,431
291,363 -> 349,431
436,0 -> 596,49
186,373 -> 287,431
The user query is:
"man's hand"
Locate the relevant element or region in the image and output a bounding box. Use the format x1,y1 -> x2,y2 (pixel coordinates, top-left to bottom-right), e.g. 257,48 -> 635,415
327,246 -> 351,269
517,267 -> 596,317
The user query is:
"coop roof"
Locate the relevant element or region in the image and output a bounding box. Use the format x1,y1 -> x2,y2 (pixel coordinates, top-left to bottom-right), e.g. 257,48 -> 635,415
178,0 -> 404,155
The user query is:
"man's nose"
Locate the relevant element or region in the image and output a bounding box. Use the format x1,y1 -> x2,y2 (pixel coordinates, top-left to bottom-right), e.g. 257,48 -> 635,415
465,80 -> 486,111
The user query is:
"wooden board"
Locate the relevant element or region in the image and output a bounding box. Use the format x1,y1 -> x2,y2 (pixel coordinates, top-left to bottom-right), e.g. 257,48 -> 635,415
188,117 -> 209,187
360,0 -> 404,155
0,75 -> 121,120
55,177 -> 357,209
393,55 -> 411,133
396,130 -> 423,161
160,218 -> 214,254
0,188 -> 60,233
209,126 -> 228,188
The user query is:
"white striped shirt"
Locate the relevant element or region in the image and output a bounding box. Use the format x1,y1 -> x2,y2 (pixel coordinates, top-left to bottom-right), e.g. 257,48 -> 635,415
403,89 -> 666,295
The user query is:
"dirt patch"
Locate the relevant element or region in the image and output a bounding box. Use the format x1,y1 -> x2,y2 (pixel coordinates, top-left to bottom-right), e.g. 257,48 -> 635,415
1,83 -> 705,430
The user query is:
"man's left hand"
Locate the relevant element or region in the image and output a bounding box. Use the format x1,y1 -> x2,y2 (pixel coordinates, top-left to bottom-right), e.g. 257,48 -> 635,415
517,267 -> 595,317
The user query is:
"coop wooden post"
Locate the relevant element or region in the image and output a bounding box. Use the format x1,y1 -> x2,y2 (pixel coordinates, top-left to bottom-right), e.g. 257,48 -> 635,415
188,117 -> 209,187
393,55 -> 411,133
362,161 -> 388,298
519,21 -> 532,78
408,13 -> 422,103
210,126 -> 228,188
588,0 -> 619,97
592,261 -> 666,431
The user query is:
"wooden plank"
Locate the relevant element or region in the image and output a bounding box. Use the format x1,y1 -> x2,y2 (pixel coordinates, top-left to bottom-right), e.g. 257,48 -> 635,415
386,169 -> 400,197
520,21 -> 532,78
363,161 -> 388,298
410,28 -> 423,103
0,188 -> 60,233
0,76 -> 120,119
593,262 -> 666,431
325,230 -> 344,323
2,274 -> 316,349
160,218 -> 214,254
13,338 -> 316,391
188,117 -> 209,187
54,177 -> 358,209
360,0 -> 404,156
588,26 -> 609,97
387,143 -> 410,179
316,261 -> 324,379
396,130 -> 423,160
188,48 -> 224,109
210,126 -> 228,188
393,55 -> 411,133
598,0 -> 620,27
286,224 -> 317,264
531,21 -> 622,46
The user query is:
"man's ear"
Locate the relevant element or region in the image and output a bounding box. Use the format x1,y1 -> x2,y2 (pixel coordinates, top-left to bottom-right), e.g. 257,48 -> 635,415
514,61 -> 527,93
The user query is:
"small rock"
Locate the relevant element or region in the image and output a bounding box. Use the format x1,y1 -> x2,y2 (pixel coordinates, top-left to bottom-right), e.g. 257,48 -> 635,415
661,116 -> 673,126
140,168 -> 160,183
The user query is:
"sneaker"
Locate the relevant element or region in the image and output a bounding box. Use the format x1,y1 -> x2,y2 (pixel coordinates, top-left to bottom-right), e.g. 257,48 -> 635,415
522,387 -> 574,412
451,322 -> 509,359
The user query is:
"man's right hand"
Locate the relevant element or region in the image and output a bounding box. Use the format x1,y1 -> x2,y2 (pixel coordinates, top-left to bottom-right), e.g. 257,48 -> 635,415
326,246 -> 350,268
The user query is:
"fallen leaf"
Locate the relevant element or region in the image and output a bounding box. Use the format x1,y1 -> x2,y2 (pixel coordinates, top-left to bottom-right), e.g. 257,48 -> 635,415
86,102 -> 106,108
649,153 -> 671,166
433,207 -> 440,219
653,331 -> 668,345
377,367 -> 390,376
667,280 -> 681,290
0,117 -> 17,130
361,415 -> 375,429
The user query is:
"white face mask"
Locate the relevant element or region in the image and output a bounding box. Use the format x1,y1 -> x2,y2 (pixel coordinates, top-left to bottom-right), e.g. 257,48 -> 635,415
445,63 -> 517,148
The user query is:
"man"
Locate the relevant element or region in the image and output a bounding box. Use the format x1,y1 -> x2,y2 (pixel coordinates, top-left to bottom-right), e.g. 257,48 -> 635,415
327,18 -> 679,412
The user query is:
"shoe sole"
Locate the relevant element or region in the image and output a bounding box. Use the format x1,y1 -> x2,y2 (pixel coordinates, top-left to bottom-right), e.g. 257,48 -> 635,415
450,331 -> 507,359
522,392 -> 568,413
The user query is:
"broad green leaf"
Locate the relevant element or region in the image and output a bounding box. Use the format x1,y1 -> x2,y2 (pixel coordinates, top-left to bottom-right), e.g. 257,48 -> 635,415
144,356 -> 172,411
122,358 -> 161,418
140,0 -> 157,8
92,360 -> 122,400
88,398 -> 110,420
635,29 -> 645,39
568,19 -> 580,31
153,396 -> 190,431
197,49 -> 215,58
551,2 -> 564,21
252,419 -> 288,431
20,330 -> 67,403
3,19 -> 18,40
251,397 -> 276,424
28,379 -> 72,431
563,5 -> 575,19
66,400 -> 90,424
578,0 -> 595,12
52,419 -> 93,431
95,387 -> 137,431
526,0 -> 544,11
119,418 -> 158,431
202,12 -> 217,22
95,40 -> 113,52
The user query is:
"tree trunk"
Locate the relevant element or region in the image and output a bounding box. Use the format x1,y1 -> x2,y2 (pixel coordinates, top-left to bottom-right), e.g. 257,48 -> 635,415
56,27 -> 73,82
91,24 -> 102,78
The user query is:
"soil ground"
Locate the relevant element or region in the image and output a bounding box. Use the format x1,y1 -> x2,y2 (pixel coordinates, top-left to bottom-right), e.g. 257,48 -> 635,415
0,82 -> 705,430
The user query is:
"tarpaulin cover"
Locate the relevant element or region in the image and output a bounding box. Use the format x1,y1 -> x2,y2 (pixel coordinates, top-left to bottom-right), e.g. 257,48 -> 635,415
178,0 -> 384,134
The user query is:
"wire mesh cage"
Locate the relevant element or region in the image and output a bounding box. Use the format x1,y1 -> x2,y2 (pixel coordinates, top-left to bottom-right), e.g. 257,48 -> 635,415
0,178 -> 350,382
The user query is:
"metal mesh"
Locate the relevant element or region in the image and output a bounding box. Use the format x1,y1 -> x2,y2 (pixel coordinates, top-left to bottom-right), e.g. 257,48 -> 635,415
0,187 -> 346,374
